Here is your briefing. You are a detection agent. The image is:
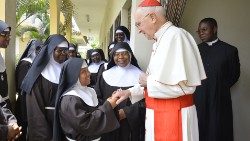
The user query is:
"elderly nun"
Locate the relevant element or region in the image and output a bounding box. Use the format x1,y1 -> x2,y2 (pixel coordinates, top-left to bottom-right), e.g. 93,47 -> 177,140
53,58 -> 120,141
94,42 -> 145,141
15,39 -> 43,140
20,34 -> 69,140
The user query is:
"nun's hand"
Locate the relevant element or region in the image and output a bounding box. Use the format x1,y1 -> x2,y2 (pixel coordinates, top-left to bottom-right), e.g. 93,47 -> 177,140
7,123 -> 22,141
118,109 -> 126,121
139,73 -> 148,87
112,90 -> 131,105
107,96 -> 119,109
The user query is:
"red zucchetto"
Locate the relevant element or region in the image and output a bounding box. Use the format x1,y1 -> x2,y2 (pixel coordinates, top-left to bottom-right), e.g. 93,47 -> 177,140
138,0 -> 162,7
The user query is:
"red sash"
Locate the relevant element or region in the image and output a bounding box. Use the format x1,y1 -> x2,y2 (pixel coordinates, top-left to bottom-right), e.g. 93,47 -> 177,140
144,89 -> 194,141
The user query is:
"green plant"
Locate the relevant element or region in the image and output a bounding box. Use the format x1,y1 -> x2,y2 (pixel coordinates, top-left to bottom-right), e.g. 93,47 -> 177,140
16,0 -> 75,40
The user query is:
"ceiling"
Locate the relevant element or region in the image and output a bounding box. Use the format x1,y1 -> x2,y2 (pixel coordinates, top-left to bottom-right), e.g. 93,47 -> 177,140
71,0 -> 108,44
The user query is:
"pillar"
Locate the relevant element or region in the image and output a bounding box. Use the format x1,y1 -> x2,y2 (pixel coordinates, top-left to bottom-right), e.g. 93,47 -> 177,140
50,0 -> 61,34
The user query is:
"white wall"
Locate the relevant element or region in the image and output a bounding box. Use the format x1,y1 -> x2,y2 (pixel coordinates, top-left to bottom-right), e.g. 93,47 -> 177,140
99,0 -> 127,55
181,0 -> 250,140
130,0 -> 154,71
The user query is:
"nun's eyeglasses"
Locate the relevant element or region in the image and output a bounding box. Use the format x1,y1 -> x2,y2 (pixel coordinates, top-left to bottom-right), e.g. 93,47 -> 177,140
0,32 -> 11,38
114,51 -> 129,57
55,47 -> 68,54
135,13 -> 150,28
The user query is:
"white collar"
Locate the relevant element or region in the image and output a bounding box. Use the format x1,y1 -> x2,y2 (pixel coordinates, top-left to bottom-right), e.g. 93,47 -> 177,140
103,64 -> 142,87
41,54 -> 64,84
88,61 -> 105,73
0,53 -> 6,72
206,38 -> 219,46
154,21 -> 173,41
63,81 -> 98,106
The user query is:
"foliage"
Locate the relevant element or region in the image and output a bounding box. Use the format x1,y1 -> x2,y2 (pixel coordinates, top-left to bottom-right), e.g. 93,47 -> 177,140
16,0 -> 50,40
16,25 -> 46,41
16,0 -> 75,41
16,0 -> 49,28
61,0 -> 74,32
91,40 -> 99,49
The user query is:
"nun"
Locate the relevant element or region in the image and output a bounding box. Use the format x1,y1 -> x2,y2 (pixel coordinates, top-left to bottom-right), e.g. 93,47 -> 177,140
94,42 -> 145,141
88,48 -> 106,87
20,34 -> 69,140
67,43 -> 77,58
53,58 -> 120,141
14,39 -> 42,141
0,20 -> 12,109
15,39 -> 43,94
107,42 -> 116,60
114,26 -> 130,44
97,42 -> 116,78
86,49 -> 93,64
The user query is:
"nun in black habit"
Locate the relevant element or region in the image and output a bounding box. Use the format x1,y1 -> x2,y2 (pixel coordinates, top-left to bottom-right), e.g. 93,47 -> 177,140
107,42 -> 116,61
114,26 -> 130,44
67,43 -> 78,58
20,34 -> 69,141
88,48 -> 106,88
96,42 -> 116,82
16,39 -> 43,92
14,39 -> 42,141
94,42 -> 145,141
53,58 -> 120,141
0,20 -> 12,109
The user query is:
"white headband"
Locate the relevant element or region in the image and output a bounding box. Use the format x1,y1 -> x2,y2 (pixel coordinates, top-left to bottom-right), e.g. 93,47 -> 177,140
109,44 -> 115,49
116,29 -> 124,33
91,51 -> 98,56
116,48 -> 127,53
57,41 -> 68,48
69,47 -> 75,51
3,28 -> 10,32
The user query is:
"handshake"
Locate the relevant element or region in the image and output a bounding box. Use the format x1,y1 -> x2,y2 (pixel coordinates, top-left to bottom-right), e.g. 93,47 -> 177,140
107,89 -> 131,108
7,122 -> 22,141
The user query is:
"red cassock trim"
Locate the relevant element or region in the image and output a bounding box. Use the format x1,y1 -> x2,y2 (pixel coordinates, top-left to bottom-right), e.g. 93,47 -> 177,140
138,0 -> 162,7
144,89 -> 194,141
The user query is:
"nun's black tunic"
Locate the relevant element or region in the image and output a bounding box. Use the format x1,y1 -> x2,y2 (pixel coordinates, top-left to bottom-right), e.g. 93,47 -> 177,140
95,74 -> 145,141
26,75 -> 58,140
59,95 -> 119,141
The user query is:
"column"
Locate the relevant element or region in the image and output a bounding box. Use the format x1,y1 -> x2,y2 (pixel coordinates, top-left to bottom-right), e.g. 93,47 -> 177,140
50,0 -> 61,34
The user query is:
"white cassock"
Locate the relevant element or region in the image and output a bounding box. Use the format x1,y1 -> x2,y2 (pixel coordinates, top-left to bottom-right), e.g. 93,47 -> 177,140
129,21 -> 206,141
